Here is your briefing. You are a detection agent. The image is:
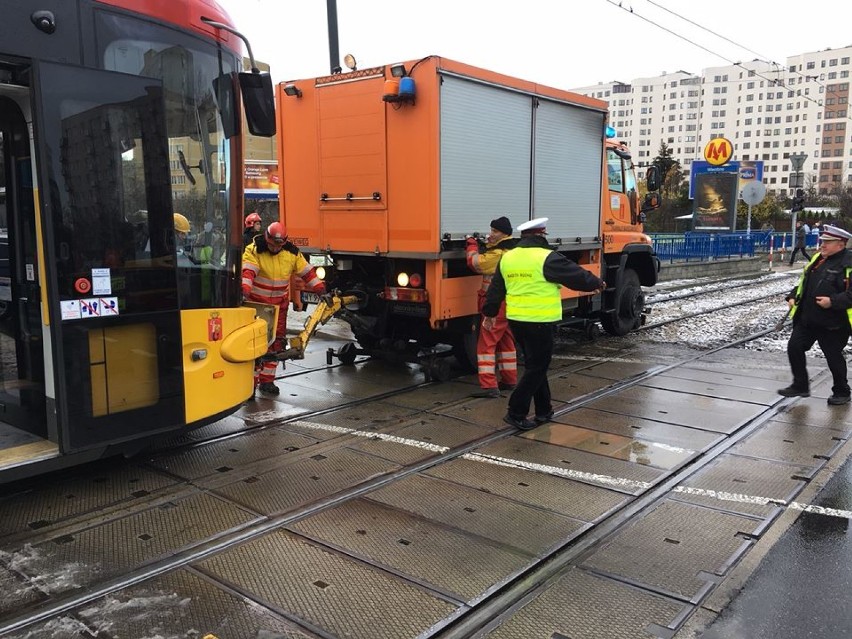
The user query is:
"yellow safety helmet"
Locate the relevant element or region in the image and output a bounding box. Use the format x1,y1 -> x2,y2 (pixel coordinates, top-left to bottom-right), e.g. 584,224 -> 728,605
173,212 -> 190,233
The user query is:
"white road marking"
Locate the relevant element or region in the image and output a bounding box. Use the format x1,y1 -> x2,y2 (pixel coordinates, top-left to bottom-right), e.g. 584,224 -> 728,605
290,420 -> 852,520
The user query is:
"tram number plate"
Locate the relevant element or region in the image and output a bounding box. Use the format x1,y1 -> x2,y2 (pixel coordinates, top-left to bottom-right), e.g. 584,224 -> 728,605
301,291 -> 320,305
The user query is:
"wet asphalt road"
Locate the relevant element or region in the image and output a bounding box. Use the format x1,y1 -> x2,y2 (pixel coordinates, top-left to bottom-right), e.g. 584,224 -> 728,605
702,452 -> 852,638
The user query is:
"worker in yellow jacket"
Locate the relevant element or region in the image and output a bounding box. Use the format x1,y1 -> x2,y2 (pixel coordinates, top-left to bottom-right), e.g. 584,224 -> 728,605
465,216 -> 518,398
242,221 -> 326,395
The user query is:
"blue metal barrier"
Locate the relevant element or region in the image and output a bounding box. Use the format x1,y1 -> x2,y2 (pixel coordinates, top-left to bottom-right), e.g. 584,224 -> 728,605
650,233 -> 759,263
650,229 -> 821,263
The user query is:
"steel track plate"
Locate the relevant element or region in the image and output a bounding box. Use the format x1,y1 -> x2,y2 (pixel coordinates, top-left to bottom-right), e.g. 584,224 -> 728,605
366,473 -> 585,555
554,407 -> 723,455
2,493 -> 257,603
212,447 -> 396,516
732,419 -> 847,467
289,498 -> 529,601
672,452 -> 810,518
583,386 -> 765,433
485,566 -> 687,639
0,465 -> 178,540
581,499 -> 759,603
483,437 -> 664,493
425,457 -> 629,522
148,428 -> 320,480
197,529 -> 456,639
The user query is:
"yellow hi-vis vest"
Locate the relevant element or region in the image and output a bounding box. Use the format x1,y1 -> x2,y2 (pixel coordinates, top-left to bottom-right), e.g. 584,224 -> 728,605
790,253 -> 852,327
500,246 -> 562,322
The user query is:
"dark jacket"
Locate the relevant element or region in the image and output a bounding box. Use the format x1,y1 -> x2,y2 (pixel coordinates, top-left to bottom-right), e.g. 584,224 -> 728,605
795,225 -> 807,248
482,235 -> 604,319
243,228 -> 260,248
787,248 -> 852,330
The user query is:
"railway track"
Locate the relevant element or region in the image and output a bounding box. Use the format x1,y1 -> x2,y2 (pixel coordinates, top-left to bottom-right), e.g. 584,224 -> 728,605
0,317 -> 832,638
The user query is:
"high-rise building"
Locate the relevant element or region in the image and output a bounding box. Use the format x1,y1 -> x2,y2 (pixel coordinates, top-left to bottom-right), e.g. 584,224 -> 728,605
571,44 -> 852,197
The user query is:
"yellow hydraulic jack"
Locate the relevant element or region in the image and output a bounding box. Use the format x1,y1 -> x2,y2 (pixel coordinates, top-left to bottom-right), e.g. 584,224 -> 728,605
276,292 -> 360,362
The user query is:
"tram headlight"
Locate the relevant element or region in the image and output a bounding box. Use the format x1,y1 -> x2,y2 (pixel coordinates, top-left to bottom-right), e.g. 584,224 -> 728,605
397,272 -> 410,287
316,266 -> 326,280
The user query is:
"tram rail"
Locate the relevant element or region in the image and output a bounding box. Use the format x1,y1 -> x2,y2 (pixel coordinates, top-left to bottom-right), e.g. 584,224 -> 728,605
0,317 -> 829,638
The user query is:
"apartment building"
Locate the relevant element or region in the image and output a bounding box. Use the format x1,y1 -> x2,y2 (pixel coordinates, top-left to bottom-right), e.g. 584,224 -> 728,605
571,44 -> 852,197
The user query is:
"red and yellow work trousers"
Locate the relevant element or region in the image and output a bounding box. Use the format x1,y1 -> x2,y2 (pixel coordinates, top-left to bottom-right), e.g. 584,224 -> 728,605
477,296 -> 517,390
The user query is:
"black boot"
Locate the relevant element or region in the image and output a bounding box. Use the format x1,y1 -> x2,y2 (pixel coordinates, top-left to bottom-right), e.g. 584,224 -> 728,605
258,382 -> 280,396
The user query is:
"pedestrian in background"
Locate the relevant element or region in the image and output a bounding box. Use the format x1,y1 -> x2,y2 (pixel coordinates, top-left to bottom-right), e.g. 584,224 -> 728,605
789,220 -> 810,265
482,217 -> 606,429
243,212 -> 263,248
465,216 -> 518,398
778,224 -> 852,405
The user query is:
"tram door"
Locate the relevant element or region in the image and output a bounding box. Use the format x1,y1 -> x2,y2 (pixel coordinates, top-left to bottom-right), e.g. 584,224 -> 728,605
0,92 -> 47,443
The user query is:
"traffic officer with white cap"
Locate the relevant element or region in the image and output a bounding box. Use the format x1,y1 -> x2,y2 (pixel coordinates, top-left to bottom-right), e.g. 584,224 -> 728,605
482,217 -> 606,429
778,224 -> 852,405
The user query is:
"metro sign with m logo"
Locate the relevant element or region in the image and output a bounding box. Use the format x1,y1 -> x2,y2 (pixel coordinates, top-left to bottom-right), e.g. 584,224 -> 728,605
704,137 -> 734,166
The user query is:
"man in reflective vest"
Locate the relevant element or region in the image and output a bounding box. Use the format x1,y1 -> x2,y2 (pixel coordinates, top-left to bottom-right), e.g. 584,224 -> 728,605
242,221 -> 326,395
482,217 -> 606,429
465,216 -> 518,398
778,224 -> 852,405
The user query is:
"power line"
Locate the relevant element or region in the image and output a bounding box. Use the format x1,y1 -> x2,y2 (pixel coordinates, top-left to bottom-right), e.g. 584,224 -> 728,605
642,0 -> 845,104
603,0 -> 851,124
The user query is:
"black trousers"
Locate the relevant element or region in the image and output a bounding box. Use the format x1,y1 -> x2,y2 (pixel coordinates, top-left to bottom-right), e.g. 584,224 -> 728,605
507,320 -> 554,419
789,247 -> 810,264
787,323 -> 851,397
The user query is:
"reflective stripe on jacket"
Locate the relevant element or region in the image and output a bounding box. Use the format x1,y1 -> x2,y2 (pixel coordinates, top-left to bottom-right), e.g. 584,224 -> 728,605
499,246 -> 562,322
241,243 -> 318,305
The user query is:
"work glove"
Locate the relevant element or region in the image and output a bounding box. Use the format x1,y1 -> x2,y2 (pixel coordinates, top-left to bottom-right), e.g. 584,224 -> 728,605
313,281 -> 327,295
242,284 -> 251,298
465,237 -> 479,253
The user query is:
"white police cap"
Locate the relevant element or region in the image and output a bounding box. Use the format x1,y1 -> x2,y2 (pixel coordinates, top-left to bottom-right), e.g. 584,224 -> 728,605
517,217 -> 549,233
818,224 -> 852,242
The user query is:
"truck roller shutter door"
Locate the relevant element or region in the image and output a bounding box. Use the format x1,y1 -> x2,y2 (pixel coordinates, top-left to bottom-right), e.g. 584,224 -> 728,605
440,75 -> 532,235
533,100 -> 606,240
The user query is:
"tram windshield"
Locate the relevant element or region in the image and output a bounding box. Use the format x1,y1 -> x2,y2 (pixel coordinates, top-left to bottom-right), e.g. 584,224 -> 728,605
94,11 -> 242,309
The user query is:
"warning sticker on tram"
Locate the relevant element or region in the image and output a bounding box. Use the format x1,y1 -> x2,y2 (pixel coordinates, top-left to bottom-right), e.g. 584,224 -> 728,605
62,297 -> 120,320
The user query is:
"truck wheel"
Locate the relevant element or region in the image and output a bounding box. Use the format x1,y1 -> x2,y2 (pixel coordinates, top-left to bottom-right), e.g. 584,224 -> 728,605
601,268 -> 643,337
452,330 -> 478,373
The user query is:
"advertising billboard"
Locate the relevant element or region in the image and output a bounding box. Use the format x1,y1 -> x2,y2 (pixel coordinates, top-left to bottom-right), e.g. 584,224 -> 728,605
244,161 -> 279,199
689,160 -> 764,231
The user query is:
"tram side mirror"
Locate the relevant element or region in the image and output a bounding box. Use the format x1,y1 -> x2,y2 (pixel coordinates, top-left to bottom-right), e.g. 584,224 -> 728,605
212,73 -> 239,139
645,165 -> 660,193
238,71 -> 276,137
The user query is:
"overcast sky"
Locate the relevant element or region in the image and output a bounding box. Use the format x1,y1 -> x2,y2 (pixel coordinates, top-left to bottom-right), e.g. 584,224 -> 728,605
217,0 -> 852,89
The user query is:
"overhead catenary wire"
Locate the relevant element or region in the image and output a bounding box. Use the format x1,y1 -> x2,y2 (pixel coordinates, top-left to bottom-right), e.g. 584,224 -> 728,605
604,0 -> 852,124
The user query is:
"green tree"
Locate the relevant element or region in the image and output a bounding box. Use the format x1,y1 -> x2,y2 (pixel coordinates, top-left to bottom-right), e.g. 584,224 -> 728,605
736,191 -> 782,231
643,142 -> 691,232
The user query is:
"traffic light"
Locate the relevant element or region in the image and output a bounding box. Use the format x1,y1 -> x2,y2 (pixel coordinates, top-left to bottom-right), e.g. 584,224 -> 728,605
791,189 -> 805,213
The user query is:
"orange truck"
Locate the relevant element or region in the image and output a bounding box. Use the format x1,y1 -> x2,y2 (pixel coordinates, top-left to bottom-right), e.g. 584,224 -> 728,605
276,56 -> 660,372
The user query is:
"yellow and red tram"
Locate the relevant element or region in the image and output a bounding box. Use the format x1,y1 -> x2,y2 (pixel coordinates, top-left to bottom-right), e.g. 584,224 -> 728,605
0,0 -> 273,482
